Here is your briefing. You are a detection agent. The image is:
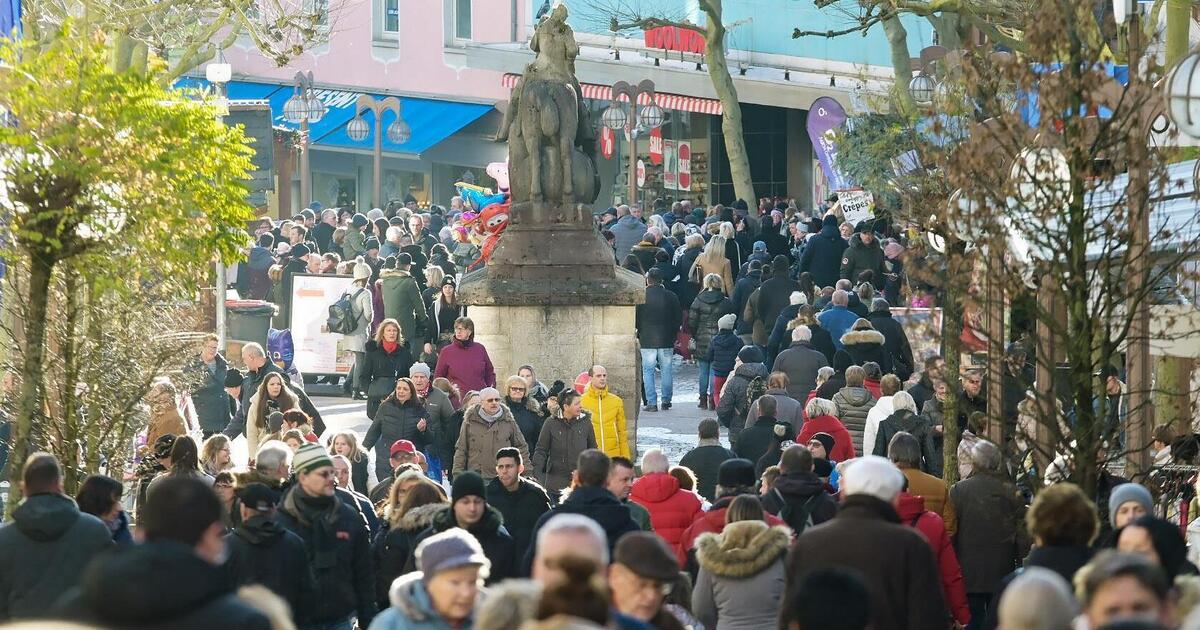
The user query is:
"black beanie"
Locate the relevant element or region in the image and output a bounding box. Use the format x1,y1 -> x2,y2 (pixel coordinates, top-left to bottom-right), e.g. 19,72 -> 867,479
772,255 -> 789,273
224,369 -> 245,388
717,458 -> 756,489
833,349 -> 854,373
810,432 -> 836,455
452,471 -> 487,503
737,345 -> 764,364
289,243 -> 311,259
364,236 -> 380,251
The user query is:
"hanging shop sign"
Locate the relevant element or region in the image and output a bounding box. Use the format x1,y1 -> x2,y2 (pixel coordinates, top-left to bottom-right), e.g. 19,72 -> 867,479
648,127 -> 663,165
600,127 -> 615,160
636,159 -> 646,188
837,188 -> 875,227
643,26 -> 706,55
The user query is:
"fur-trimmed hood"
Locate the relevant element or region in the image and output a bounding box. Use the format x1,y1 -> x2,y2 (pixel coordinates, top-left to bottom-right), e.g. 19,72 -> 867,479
387,572 -> 484,625
392,501 -> 447,531
841,328 -> 885,347
379,268 -> 413,280
695,520 -> 791,578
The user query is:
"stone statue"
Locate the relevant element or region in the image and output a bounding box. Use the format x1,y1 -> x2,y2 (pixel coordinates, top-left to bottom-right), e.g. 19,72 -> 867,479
501,4 -> 599,219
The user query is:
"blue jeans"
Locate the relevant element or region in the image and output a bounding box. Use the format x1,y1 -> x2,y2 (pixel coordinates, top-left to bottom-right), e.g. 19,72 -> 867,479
641,347 -> 673,406
698,360 -> 712,396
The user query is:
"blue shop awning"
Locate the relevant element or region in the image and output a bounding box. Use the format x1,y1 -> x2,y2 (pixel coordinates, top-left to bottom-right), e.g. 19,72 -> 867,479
174,78 -> 494,155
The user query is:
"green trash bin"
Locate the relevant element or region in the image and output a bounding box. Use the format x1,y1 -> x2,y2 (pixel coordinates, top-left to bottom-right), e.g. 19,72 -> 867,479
225,300 -> 277,348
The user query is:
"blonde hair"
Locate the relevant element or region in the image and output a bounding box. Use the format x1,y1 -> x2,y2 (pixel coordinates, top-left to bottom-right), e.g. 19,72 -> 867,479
374,318 -> 403,345
698,235 -> 727,267
504,375 -> 527,396
684,233 -> 704,249
703,272 -> 725,292
424,265 -> 445,288
327,430 -> 367,463
200,434 -> 233,473
805,397 -> 838,419
719,222 -> 735,240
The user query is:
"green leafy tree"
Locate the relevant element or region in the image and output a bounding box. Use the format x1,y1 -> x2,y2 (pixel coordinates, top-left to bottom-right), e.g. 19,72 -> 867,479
0,30 -> 256,512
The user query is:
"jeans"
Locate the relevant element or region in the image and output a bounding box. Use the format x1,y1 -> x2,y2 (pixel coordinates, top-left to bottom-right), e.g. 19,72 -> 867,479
697,360 -> 712,396
640,347 -> 674,406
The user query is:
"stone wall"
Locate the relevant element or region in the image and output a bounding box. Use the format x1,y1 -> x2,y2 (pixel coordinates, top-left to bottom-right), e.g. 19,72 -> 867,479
469,304 -> 641,456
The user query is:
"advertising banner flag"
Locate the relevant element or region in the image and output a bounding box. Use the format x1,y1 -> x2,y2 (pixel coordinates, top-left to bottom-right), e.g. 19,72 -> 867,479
807,97 -> 854,191
0,0 -> 20,38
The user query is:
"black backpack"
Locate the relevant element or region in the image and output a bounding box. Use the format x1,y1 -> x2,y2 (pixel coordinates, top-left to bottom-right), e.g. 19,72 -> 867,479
327,288 -> 365,335
773,489 -> 820,535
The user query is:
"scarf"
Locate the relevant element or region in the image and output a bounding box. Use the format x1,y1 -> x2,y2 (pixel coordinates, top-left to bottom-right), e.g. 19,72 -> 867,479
382,340 -> 399,354
281,486 -> 341,570
480,405 -> 504,425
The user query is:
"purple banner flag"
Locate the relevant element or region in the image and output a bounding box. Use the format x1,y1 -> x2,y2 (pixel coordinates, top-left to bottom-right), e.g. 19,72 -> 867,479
806,96 -> 854,191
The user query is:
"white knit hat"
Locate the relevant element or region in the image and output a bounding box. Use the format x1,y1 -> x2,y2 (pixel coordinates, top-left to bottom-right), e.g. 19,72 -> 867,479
790,291 -> 808,306
841,455 -> 905,503
717,313 -> 737,330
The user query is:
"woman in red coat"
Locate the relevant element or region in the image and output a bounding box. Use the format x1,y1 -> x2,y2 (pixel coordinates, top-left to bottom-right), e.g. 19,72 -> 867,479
897,491 -> 971,627
796,397 -> 856,462
630,449 -> 704,566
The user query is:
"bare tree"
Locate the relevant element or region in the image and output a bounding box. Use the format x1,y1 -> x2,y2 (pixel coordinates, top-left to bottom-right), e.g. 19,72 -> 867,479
575,0 -> 755,204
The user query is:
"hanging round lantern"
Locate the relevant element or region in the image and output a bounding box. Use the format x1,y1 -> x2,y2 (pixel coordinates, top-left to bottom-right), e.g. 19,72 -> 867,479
346,117 -> 370,142
1165,51 -> 1200,139
601,105 -> 627,131
638,102 -> 665,129
908,73 -> 936,106
387,119 -> 411,145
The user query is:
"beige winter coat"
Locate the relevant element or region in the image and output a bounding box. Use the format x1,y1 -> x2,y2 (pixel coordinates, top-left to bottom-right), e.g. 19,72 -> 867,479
452,403 -> 531,480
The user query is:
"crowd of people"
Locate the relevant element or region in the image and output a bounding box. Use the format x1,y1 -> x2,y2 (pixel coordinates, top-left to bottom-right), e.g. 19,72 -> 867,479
0,194 -> 1194,630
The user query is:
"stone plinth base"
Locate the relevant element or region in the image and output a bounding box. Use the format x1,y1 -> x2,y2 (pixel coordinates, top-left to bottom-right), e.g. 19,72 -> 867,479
470,304 -> 640,455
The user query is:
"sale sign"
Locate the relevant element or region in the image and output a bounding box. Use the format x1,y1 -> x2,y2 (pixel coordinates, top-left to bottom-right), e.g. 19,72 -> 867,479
648,127 -> 663,165
600,127 -> 615,160
677,142 -> 691,190
636,159 -> 646,188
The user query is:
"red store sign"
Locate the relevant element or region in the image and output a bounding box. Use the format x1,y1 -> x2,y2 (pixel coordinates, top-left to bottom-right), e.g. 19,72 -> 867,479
644,26 -> 706,55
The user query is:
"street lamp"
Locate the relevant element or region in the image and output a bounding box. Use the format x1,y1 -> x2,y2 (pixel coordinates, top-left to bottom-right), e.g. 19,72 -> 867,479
908,72 -> 936,106
1164,50 -> 1200,139
602,79 -> 663,207
206,58 -> 232,349
283,71 -> 325,209
347,94 -> 409,208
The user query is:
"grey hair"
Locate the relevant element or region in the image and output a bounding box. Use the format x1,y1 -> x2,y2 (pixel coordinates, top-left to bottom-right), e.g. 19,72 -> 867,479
792,325 -> 812,343
805,397 -> 838,419
242,342 -> 265,359
330,454 -> 351,467
703,273 -> 725,292
385,225 -> 405,242
892,390 -> 916,413
536,513 -> 609,565
832,290 -> 849,306
997,567 -> 1077,630
254,440 -> 292,473
972,440 -> 1003,473
816,366 -> 835,383
887,432 -> 922,468
845,365 -> 866,387
641,448 -> 669,474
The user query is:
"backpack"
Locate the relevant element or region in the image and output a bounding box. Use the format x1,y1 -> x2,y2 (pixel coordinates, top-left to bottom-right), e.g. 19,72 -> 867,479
327,288 -> 365,335
773,488 -> 820,535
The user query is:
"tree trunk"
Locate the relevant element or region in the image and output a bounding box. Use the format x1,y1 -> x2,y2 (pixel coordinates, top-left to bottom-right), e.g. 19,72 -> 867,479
7,256 -> 54,517
59,272 -> 82,493
941,248 -> 967,483
699,0 -> 755,205
883,15 -> 916,114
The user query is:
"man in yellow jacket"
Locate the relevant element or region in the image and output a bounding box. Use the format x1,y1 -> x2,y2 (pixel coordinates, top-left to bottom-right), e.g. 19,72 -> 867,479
580,365 -> 630,458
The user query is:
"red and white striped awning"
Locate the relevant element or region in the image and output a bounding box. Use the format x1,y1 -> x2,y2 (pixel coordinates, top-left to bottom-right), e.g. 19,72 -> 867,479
501,73 -> 723,115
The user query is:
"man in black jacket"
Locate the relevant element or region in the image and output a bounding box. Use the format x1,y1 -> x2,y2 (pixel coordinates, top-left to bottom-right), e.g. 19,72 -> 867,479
0,454 -> 111,622
754,256 -> 801,338
487,447 -> 552,561
523,449 -> 641,575
225,483 -> 317,623
312,208 -> 337,254
405,471 -> 519,584
55,476 -> 271,629
734,394 -> 784,468
866,298 -> 915,382
276,444 -> 377,628
679,418 -> 738,502
636,268 -> 682,411
798,214 -> 847,289
187,334 -> 230,439
761,445 -> 837,533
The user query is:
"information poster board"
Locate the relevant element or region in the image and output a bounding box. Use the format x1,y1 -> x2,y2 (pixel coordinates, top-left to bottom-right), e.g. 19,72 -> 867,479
837,189 -> 876,227
289,273 -> 356,376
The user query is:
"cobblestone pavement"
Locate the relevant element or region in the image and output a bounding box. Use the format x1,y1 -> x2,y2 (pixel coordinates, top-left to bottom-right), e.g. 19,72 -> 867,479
228,361 -> 722,472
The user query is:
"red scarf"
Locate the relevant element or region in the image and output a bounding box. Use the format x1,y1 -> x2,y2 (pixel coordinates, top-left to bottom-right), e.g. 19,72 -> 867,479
382,341 -> 399,354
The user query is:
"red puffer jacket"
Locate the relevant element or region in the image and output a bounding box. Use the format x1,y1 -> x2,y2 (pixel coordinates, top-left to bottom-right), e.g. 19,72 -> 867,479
630,472 -> 704,565
897,492 -> 971,626
796,414 -> 856,462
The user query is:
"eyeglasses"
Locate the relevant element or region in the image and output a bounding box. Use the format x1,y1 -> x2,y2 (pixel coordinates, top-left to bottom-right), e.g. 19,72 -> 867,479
510,387 -> 526,392
310,470 -> 335,478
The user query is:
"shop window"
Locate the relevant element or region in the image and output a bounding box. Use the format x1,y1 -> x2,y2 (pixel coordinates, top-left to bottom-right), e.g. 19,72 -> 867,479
455,0 -> 472,40
383,0 -> 400,34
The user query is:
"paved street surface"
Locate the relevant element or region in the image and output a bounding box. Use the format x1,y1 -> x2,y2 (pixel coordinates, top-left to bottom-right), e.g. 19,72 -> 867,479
228,362 -> 719,472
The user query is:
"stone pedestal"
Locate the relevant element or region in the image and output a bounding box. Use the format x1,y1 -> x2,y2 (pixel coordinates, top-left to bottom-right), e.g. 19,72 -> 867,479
467,304 -> 641,452
458,201 -> 646,453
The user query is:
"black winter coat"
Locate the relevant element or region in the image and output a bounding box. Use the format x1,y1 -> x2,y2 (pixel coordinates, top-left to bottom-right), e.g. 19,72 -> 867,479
676,247 -> 703,308
840,328 -> 894,375
486,476 -> 553,559
689,289 -> 734,358
225,515 -> 316,623
360,339 -> 415,419
798,220 -> 847,288
841,236 -> 886,282
406,506 -> 518,584
717,362 -> 769,446
637,284 -> 682,349
373,502 -> 442,608
754,276 -> 801,330
0,493 -> 112,620
276,489 -> 377,625
731,270 -> 762,335
507,396 -> 546,454
679,442 -> 738,502
523,485 -> 641,575
54,541 -> 271,630
867,311 -> 915,382
950,473 -> 1029,595
734,415 -> 783,467
364,398 -> 431,481
873,409 -> 939,475
761,471 -> 838,532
